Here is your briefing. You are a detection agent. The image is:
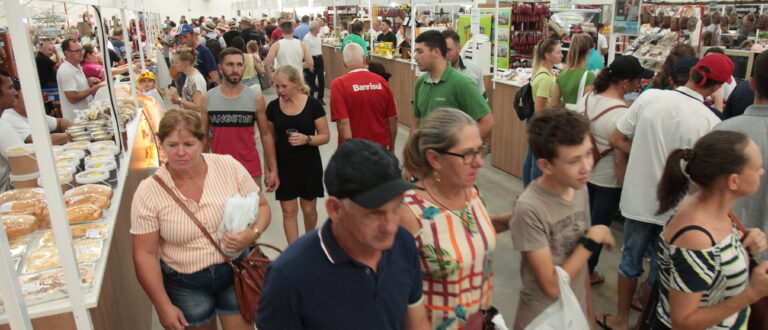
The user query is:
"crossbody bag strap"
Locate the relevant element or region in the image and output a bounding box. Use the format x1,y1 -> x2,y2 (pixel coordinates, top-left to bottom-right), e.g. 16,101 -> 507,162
152,175 -> 232,262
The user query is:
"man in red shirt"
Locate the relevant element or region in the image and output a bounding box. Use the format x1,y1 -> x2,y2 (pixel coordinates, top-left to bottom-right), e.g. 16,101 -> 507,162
331,43 -> 398,151
270,18 -> 285,45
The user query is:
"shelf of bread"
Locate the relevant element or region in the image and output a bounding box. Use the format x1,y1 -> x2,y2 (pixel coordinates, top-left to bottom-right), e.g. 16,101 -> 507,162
0,109 -> 146,322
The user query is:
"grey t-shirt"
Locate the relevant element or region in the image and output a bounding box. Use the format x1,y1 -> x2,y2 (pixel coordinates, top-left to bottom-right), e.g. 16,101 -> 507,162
510,181 -> 591,329
713,104 -> 768,262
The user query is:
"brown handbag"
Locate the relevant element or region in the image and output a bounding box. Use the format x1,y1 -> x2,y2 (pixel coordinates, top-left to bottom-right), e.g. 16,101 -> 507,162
728,211 -> 768,329
152,175 -> 281,324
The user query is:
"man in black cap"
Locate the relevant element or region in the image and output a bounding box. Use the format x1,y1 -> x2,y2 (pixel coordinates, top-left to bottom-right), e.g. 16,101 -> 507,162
256,139 -> 430,330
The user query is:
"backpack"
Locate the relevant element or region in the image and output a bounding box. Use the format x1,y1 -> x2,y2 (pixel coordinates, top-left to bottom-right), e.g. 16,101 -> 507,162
582,93 -> 627,166
514,71 -> 547,121
205,35 -> 223,63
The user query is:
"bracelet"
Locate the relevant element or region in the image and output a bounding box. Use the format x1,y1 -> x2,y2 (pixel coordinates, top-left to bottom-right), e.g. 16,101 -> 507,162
252,227 -> 262,242
579,236 -> 602,254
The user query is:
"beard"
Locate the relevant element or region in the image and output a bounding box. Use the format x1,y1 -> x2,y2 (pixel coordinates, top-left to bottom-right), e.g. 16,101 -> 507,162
225,73 -> 242,84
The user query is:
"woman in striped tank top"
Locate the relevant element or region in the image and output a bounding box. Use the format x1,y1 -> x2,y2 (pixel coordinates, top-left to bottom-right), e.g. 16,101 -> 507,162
399,108 -> 512,329
654,130 -> 768,330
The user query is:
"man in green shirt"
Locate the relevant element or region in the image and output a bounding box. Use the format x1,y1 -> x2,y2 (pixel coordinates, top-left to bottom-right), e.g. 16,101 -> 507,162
412,30 -> 494,141
341,20 -> 368,57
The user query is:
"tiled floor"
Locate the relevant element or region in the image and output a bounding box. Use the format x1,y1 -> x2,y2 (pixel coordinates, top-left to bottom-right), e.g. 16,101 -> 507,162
151,87 -> 640,329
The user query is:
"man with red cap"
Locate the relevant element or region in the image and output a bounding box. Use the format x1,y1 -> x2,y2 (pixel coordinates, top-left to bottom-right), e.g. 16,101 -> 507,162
598,53 -> 733,330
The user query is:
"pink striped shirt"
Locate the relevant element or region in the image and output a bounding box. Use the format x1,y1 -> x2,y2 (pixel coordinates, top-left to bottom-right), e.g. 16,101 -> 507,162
130,153 -> 259,274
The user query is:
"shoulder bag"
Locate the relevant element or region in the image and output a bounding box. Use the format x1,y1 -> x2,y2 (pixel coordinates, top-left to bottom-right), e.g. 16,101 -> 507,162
152,175 -> 282,324
728,211 -> 768,329
582,93 -> 627,166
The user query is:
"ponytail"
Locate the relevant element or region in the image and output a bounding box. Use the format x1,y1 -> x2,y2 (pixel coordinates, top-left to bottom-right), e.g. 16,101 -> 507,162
656,131 -> 751,215
656,149 -> 691,215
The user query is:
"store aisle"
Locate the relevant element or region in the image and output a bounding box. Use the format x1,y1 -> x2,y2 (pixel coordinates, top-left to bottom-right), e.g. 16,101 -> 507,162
152,87 -> 636,329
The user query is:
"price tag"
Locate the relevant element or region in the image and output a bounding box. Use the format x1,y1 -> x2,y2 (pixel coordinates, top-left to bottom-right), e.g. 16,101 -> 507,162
22,280 -> 41,294
78,246 -> 94,255
85,228 -> 101,239
0,202 -> 13,213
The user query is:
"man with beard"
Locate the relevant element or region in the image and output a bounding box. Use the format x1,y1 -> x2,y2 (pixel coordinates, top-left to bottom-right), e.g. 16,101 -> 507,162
203,47 -> 269,187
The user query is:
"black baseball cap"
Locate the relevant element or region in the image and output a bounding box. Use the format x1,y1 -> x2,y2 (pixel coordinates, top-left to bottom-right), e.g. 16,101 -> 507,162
672,56 -> 699,79
608,55 -> 654,80
325,139 -> 421,209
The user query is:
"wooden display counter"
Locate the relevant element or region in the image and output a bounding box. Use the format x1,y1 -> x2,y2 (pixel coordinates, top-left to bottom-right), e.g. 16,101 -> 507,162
0,114 -> 155,329
321,45 -> 528,178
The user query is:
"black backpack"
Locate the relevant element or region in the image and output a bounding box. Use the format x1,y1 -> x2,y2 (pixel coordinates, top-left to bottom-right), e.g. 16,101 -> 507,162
513,72 -> 546,121
205,35 -> 223,63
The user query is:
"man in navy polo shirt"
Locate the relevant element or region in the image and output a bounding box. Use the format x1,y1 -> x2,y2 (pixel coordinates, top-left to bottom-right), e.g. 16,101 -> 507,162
256,139 -> 430,330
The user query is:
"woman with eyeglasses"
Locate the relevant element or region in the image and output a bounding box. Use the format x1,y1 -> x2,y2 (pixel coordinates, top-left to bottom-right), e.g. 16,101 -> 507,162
399,107 -> 510,329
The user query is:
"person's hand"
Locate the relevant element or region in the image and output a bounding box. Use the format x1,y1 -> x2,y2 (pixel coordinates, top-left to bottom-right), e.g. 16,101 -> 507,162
742,228 -> 768,255
747,262 -> 768,301
288,133 -> 308,146
222,229 -> 256,252
87,77 -> 101,86
309,66 -> 315,73
585,225 -> 616,250
265,171 -> 280,192
158,303 -> 188,330
491,212 -> 513,233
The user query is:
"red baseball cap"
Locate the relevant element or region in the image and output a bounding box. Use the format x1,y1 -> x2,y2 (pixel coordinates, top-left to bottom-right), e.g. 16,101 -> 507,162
693,53 -> 733,87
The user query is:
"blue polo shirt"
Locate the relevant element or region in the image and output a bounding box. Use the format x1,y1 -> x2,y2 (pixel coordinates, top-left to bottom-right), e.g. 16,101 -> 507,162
256,220 -> 423,330
195,43 -> 218,78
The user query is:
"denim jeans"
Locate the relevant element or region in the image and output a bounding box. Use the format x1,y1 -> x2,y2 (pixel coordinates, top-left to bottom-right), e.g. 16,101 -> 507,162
619,218 -> 663,287
587,182 -> 622,273
522,147 -> 542,187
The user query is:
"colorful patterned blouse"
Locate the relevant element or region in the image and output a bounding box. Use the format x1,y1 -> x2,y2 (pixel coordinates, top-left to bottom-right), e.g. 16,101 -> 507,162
403,188 -> 497,330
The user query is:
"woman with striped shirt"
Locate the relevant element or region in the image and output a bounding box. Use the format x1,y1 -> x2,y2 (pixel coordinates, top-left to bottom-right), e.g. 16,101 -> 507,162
399,108 -> 512,329
131,109 -> 271,330
654,130 -> 768,330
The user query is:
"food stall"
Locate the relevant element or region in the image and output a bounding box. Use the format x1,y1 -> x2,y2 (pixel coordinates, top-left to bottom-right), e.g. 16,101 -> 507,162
0,0 -> 162,328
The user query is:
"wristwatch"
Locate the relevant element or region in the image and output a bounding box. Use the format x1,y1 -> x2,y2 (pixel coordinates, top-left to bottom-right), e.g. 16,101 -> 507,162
306,135 -> 312,145
579,236 -> 602,254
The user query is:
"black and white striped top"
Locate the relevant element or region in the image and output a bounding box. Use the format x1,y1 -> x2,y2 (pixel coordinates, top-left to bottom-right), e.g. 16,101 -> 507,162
655,226 -> 750,329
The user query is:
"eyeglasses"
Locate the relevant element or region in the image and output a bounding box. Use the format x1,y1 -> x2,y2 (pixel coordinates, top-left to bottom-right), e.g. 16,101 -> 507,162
435,144 -> 490,165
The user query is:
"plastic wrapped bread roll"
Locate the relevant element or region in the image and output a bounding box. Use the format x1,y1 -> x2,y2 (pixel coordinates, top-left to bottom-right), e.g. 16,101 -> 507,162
9,237 -> 30,258
3,214 -> 37,240
0,188 -> 44,206
64,184 -> 113,200
23,239 -> 104,273
66,205 -> 102,224
65,194 -> 110,210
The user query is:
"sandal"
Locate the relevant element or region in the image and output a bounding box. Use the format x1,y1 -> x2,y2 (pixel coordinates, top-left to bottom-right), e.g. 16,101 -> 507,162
631,296 -> 644,312
591,271 -> 605,285
596,313 -> 615,330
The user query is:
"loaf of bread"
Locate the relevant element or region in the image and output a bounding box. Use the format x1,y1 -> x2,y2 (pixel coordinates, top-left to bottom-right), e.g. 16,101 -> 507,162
3,214 -> 37,240
65,194 -> 110,210
0,188 -> 45,206
64,184 -> 113,200
38,222 -> 108,247
66,205 -> 102,224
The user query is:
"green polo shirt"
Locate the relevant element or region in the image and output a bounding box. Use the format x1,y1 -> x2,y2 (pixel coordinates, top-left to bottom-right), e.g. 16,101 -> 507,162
341,33 -> 368,56
413,65 -> 491,122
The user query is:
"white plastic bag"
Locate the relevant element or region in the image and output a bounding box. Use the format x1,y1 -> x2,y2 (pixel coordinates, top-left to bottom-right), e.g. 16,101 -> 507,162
524,266 -> 590,330
218,192 -> 260,257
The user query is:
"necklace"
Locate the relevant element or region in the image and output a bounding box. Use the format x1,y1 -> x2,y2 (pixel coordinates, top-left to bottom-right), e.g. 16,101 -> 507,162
424,185 -> 470,219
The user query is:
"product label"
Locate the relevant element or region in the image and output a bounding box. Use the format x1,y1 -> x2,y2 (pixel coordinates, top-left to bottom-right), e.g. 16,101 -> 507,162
22,280 -> 41,294
85,229 -> 101,239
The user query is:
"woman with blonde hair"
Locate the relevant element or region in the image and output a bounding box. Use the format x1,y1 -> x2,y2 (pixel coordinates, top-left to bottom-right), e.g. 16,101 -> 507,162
522,38 -> 563,187
399,107 -> 511,329
242,39 -> 265,88
262,65 -> 329,244
132,109 -> 271,330
169,48 -> 207,113
553,33 -> 596,110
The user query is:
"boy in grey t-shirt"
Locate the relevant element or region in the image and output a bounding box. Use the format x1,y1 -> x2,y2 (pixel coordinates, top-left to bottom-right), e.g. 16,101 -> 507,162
510,109 -> 616,329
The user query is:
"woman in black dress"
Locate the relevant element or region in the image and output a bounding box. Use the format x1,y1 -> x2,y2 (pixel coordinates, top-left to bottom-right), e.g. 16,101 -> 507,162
263,65 -> 330,243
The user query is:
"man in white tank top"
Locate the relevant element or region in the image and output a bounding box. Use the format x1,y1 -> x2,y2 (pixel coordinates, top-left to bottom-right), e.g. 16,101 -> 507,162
264,21 -> 314,85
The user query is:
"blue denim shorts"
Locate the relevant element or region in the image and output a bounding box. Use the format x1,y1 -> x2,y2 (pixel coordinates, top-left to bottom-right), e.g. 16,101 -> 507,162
619,218 -> 663,286
160,260 -> 241,326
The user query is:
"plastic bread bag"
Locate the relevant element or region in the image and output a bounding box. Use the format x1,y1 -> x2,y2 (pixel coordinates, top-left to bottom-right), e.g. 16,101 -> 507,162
218,192 -> 260,258
524,266 -> 590,330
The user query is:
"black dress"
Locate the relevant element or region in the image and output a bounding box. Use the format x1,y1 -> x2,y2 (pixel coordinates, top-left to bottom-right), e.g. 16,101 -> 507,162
266,97 -> 325,201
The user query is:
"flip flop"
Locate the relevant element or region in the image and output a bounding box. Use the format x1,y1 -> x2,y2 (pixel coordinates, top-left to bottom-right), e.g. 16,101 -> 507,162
591,271 -> 605,285
596,313 -> 615,330
631,296 -> 644,312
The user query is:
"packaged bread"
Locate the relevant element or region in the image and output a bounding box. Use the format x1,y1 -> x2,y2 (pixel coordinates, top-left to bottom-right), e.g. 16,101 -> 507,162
23,239 -> 103,273
9,237 -> 30,259
64,184 -> 113,200
38,223 -> 108,247
66,205 -> 102,224
65,194 -> 110,210
18,263 -> 95,304
0,199 -> 47,214
3,214 -> 37,240
0,188 -> 44,205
